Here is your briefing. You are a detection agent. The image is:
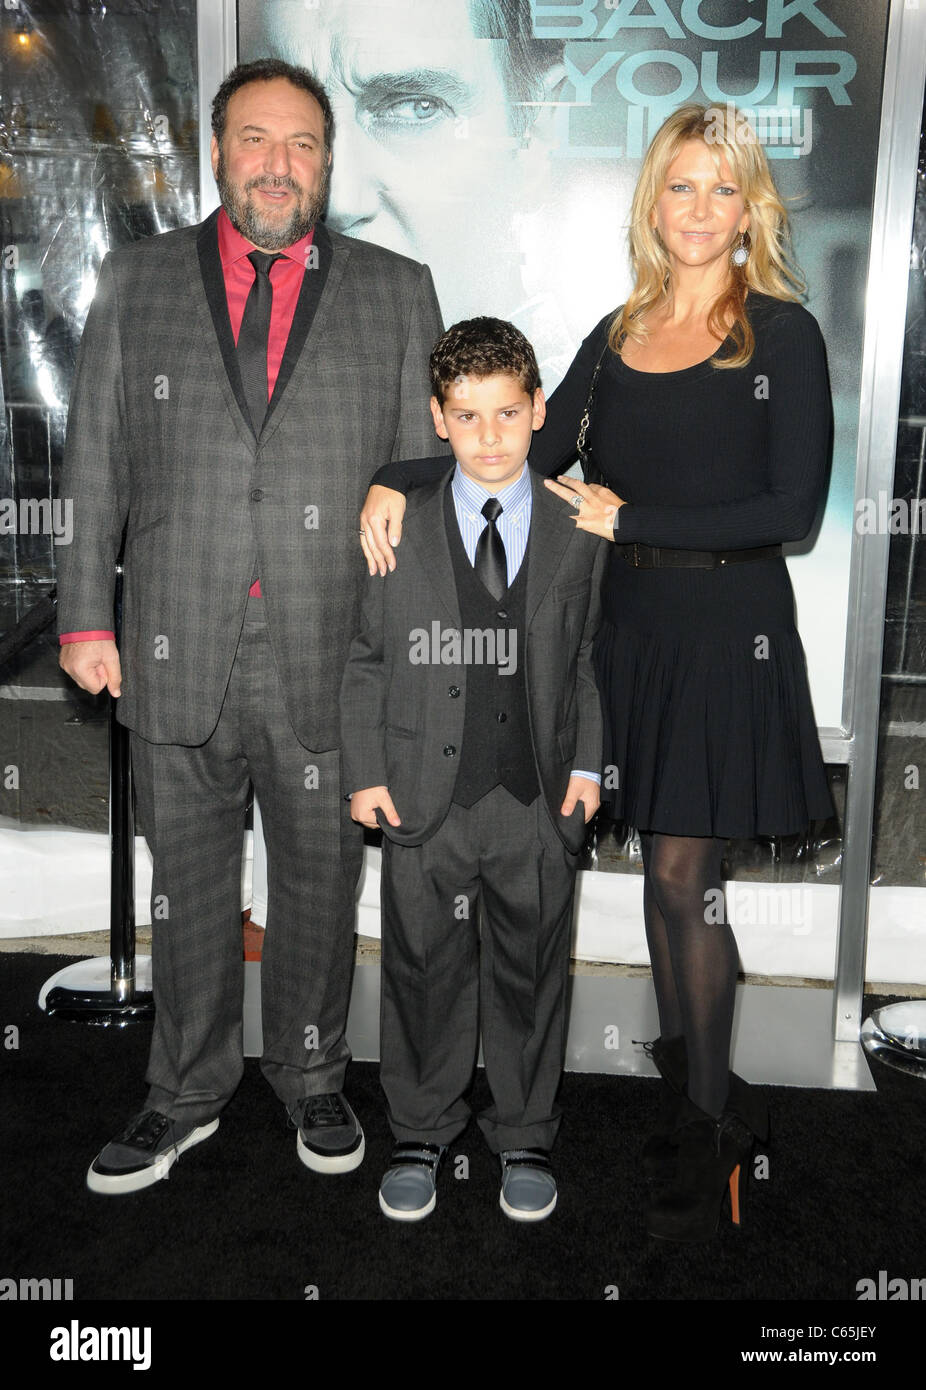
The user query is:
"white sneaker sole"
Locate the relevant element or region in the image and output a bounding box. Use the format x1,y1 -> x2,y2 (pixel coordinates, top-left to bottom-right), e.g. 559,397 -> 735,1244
296,1128 -> 365,1174
499,1187 -> 557,1222
86,1118 -> 219,1195
378,1187 -> 436,1221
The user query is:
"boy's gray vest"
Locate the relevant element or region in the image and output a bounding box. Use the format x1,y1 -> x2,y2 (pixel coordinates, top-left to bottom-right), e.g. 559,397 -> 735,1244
444,488 -> 539,808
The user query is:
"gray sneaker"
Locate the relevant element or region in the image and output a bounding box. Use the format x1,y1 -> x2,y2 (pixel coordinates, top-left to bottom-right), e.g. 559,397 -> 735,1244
379,1143 -> 447,1221
499,1149 -> 557,1222
86,1109 -> 219,1195
291,1093 -> 364,1173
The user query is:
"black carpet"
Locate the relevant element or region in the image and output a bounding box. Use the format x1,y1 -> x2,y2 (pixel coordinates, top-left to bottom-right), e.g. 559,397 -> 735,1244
2,953 -> 924,1357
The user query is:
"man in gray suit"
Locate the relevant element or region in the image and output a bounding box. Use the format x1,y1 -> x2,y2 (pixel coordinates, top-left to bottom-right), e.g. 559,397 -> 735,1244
57,59 -> 443,1194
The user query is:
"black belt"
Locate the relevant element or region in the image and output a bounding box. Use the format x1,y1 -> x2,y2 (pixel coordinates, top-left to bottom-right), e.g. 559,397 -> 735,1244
615,542 -> 782,570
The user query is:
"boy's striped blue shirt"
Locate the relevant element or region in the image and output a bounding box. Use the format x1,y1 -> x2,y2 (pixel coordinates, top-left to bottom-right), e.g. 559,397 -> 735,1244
450,459 -> 533,585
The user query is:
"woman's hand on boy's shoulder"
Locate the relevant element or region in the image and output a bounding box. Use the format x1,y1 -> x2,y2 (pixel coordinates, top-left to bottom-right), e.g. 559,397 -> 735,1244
360,487 -> 407,576
544,477 -> 624,541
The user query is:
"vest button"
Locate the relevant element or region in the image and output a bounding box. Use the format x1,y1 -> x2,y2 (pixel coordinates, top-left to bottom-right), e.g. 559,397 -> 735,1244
448,686 -> 460,698
496,712 -> 507,723
496,609 -> 508,620
250,489 -> 264,502
443,745 -> 457,757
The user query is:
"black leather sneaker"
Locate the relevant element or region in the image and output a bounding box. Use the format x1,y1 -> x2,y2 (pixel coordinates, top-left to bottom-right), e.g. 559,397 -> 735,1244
86,1109 -> 219,1195
290,1093 -> 364,1173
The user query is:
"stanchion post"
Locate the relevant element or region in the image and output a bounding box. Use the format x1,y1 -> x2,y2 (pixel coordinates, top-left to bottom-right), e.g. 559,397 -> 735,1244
109,563 -> 136,1003
42,562 -> 154,1024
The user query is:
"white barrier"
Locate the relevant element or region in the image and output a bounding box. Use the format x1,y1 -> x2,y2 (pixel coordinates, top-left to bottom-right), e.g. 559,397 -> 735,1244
3,820 -> 922,986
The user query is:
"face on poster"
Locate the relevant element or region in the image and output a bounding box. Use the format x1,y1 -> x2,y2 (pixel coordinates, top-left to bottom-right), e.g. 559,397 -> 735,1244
238,0 -> 892,729
241,0 -> 583,381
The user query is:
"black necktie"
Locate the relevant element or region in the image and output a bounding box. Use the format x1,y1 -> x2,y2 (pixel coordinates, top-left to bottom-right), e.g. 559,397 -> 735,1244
237,250 -> 282,435
474,497 -> 507,599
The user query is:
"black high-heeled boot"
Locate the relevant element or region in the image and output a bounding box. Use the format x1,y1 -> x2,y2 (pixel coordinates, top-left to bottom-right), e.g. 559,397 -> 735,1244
641,1039 -> 770,1184
646,1086 -> 769,1243
640,1036 -> 687,1181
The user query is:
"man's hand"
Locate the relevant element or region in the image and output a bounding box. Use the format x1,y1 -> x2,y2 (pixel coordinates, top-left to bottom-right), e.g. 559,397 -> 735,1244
59,639 -> 122,697
350,785 -> 401,830
560,774 -> 600,822
359,486 -> 407,577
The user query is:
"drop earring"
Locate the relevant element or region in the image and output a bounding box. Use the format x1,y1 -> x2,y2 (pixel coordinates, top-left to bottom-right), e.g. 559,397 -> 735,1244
731,232 -> 749,267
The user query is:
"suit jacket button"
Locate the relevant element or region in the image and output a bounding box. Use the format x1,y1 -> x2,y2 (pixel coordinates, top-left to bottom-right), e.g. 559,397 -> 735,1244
496,712 -> 507,723
443,745 -> 456,757
496,609 -> 508,620
448,686 -> 460,698
250,489 -> 264,502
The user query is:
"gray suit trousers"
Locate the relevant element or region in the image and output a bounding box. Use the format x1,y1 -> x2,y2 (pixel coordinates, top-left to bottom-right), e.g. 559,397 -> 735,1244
380,784 -> 577,1154
131,594 -> 362,1126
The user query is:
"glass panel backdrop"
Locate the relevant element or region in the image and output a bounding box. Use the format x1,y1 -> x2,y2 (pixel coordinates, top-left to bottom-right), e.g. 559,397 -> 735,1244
0,0 -> 198,840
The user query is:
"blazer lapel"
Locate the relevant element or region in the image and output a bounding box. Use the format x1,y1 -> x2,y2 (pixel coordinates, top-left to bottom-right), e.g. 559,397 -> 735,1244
525,467 -> 574,624
404,467 -> 462,627
259,223 -> 350,446
264,220 -> 331,427
195,209 -> 253,438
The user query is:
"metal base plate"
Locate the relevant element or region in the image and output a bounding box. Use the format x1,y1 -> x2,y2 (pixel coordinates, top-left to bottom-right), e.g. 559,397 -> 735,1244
244,962 -> 874,1089
861,1000 -> 926,1078
39,955 -> 155,1026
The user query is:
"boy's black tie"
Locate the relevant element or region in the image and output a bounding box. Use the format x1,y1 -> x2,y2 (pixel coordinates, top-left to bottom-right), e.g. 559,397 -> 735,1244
475,496 -> 507,599
238,250 -> 282,435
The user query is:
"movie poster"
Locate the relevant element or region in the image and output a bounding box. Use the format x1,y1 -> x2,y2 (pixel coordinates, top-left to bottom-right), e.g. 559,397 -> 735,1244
238,0 -> 892,730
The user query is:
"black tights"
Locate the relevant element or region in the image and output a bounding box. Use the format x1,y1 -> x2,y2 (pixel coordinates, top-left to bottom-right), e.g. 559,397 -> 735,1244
640,832 -> 739,1118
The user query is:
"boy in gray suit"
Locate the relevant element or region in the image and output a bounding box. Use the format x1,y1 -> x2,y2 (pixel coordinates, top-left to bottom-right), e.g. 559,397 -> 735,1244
341,319 -> 605,1222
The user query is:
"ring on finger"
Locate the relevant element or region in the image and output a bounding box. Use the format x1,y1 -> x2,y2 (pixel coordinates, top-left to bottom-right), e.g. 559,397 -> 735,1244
570,494 -> 583,511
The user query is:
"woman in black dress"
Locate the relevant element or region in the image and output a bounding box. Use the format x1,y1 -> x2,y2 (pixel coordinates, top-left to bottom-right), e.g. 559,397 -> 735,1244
360,104 -> 832,1242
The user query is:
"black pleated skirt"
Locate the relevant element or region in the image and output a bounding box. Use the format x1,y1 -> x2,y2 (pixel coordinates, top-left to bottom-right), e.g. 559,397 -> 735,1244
594,549 -> 833,838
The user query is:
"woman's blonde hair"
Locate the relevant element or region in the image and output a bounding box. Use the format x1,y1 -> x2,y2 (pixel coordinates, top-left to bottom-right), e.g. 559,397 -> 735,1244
611,104 -> 805,368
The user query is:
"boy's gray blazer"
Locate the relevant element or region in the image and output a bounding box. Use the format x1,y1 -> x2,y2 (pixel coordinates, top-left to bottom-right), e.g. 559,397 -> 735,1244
340,464 -> 606,853
57,210 -> 443,750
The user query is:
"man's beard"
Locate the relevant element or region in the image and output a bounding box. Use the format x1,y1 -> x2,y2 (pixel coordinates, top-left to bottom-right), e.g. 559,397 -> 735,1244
215,150 -> 329,250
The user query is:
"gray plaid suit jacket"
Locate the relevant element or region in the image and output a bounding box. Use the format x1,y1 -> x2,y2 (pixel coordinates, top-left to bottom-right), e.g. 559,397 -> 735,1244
57,210 -> 444,749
